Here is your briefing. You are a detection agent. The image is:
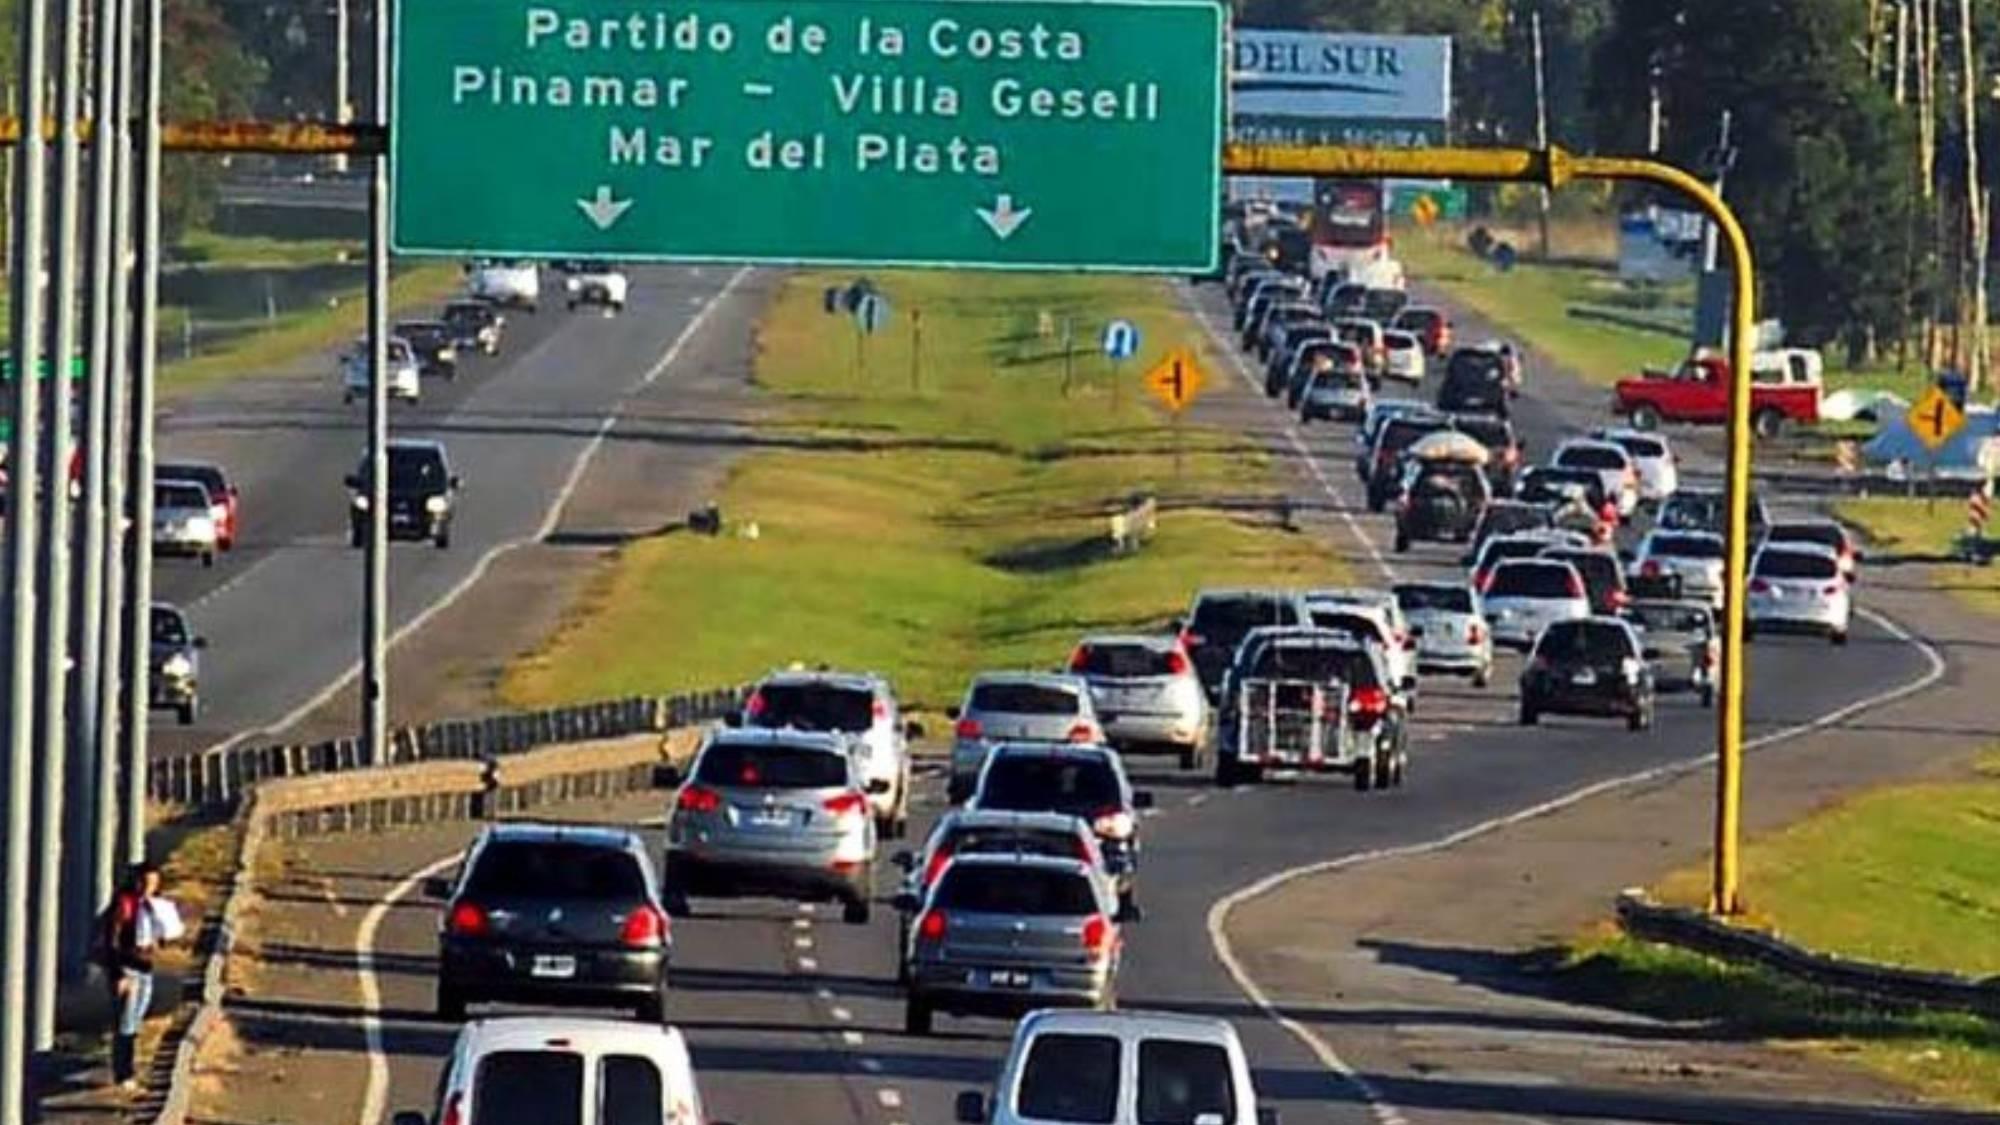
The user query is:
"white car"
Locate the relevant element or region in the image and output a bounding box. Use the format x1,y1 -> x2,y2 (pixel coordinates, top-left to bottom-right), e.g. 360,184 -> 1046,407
340,337 -> 421,405
1747,543 -> 1852,645
957,1009 -> 1267,1125
738,669 -> 914,838
152,479 -> 219,567
1382,329 -> 1427,382
391,1018 -> 706,1125
1765,520 -> 1862,582
1481,559 -> 1591,650
1551,439 -> 1641,518
1302,588 -> 1416,689
1595,427 -> 1679,504
1630,529 -> 1727,608
562,261 -> 630,312
1393,580 -> 1494,687
466,259 -> 541,311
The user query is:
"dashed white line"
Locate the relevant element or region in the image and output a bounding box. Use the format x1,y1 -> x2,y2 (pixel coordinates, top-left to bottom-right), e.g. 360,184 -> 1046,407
794,935 -> 815,950
876,1090 -> 904,1110
797,956 -> 819,972
840,1030 -> 865,1046
815,987 -> 836,1001
858,1058 -> 884,1074
1186,792 -> 1210,808
793,917 -> 814,931
830,1006 -> 853,1023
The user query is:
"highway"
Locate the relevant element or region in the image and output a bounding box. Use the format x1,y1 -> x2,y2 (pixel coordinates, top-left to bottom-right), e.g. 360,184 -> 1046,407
148,265 -> 743,758
197,276 -> 1959,1125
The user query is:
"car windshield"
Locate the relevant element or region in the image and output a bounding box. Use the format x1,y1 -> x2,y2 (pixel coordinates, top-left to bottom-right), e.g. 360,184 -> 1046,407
1190,596 -> 1297,639
968,682 -> 1080,715
1017,1033 -> 1120,1125
935,865 -> 1098,915
1660,496 -> 1724,530
1557,445 -> 1628,470
1394,584 -> 1474,613
1756,550 -> 1839,580
156,482 -> 208,508
150,609 -> 188,645
696,742 -> 849,789
1625,604 -> 1713,634
1651,533 -> 1724,558
471,1052 -> 583,1125
1137,1039 -> 1237,1125
977,757 -> 1121,815
1075,644 -> 1177,678
1489,563 -> 1578,598
1536,622 -> 1636,663
462,841 -> 646,900
750,684 -> 874,733
384,450 -> 447,489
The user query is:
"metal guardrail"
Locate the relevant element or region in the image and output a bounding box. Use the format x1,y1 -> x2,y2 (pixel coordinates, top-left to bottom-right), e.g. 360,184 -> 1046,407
1616,890 -> 2000,1019
151,687 -> 745,810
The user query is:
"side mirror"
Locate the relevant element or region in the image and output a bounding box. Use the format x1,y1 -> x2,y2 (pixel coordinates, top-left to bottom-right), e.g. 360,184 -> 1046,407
393,1112 -> 429,1125
720,712 -> 744,730
1642,647 -> 1663,661
892,891 -> 920,914
651,763 -> 681,789
421,877 -> 453,900
342,473 -> 361,490
955,1091 -> 988,1125
903,719 -> 925,741
1132,790 -> 1155,810
945,705 -> 961,721
192,636 -> 209,649
891,850 -> 915,872
866,778 -> 892,796
1401,676 -> 1418,693
450,475 -> 463,490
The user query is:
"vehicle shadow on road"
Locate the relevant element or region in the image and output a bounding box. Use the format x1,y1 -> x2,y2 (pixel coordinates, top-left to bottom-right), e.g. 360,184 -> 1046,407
249,942 -> 438,978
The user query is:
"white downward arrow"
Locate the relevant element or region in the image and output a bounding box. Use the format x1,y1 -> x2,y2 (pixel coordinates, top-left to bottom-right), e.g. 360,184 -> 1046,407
576,185 -> 634,231
976,194 -> 1032,240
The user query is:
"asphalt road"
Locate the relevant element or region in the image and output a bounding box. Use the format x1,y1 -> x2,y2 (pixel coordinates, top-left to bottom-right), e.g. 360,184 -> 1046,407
148,265 -> 740,757
222,278 -> 1950,1125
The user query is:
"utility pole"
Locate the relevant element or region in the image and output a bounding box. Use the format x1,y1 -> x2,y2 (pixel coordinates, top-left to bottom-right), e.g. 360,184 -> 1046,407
334,0 -> 351,174
1894,0 -> 1909,106
123,0 -> 164,865
32,0 -> 88,1043
1530,8 -> 1551,260
364,0 -> 392,766
1646,54 -> 1664,154
1957,0 -> 1987,390
1701,109 -> 1736,274
5,0 -> 53,1112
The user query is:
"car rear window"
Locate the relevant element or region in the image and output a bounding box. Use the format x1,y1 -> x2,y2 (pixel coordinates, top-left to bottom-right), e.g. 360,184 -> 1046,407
1660,496 -> 1724,530
463,841 -> 646,901
1075,644 -> 1177,678
977,757 -> 1120,816
1446,352 -> 1504,382
1384,333 -> 1420,351
952,827 -> 1084,861
696,742 -> 849,790
1379,418 -> 1448,455
1190,596 -> 1298,638
1489,562 -> 1578,598
1544,551 -> 1622,589
1478,538 -> 1551,571
1625,604 -> 1713,634
1453,418 -> 1514,449
1138,1039 -> 1237,1125
1017,1033 -> 1120,1124
1247,644 -> 1372,686
1651,534 -> 1724,558
1479,504 -> 1551,538
1306,610 -> 1387,645
1768,524 -> 1845,550
1394,584 -> 1474,614
750,683 -> 874,733
1519,471 -> 1604,505
1397,309 -> 1443,330
937,865 -> 1099,915
1612,435 -> 1668,458
1536,622 -> 1636,663
598,1056 -> 663,1125
471,1051 -> 582,1125
1556,445 -> 1629,470
159,465 -> 225,493
156,482 -> 208,507
968,682 -> 1081,715
1756,550 -> 1839,580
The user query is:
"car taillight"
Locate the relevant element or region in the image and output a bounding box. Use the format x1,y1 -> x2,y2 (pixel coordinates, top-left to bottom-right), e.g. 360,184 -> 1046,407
1822,583 -> 1844,595
823,791 -> 868,820
1530,655 -> 1551,673
872,698 -> 889,721
1567,575 -> 1586,599
1610,589 -> 1630,608
676,784 -> 722,814
917,910 -> 948,942
1165,650 -> 1191,676
1599,502 -> 1618,524
1503,447 -> 1520,465
955,717 -> 983,740
1466,622 -> 1483,645
923,847 -> 954,887
620,904 -> 668,948
1068,722 -> 1100,743
1081,914 -> 1113,956
1641,560 -> 1662,576
745,690 -> 766,717
441,1092 -> 465,1125
1750,578 -> 1772,594
1700,648 -> 1716,668
1093,807 -> 1136,840
447,902 -> 489,937
1476,570 -> 1496,594
1179,629 -> 1204,650
1347,685 -> 1389,724
1398,630 -> 1414,651
1069,648 -> 1091,672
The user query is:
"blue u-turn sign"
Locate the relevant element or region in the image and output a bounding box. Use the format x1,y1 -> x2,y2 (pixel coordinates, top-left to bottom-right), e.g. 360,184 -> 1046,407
1102,319 -> 1140,361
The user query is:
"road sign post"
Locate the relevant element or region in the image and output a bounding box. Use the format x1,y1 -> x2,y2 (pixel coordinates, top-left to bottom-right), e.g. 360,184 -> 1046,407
1143,347 -> 1205,478
389,0 -> 1224,271
1101,318 -> 1139,411
1907,384 -> 1967,452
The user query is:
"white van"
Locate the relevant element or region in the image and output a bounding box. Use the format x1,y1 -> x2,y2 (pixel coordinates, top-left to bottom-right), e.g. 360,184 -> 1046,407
393,1018 -> 719,1125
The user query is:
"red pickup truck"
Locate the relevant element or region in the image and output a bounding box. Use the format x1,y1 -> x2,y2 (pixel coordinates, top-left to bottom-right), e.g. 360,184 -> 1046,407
1613,350 -> 1822,438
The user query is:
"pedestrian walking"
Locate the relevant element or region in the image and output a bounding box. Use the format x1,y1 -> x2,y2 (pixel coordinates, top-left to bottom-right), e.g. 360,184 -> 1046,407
98,862 -> 182,1092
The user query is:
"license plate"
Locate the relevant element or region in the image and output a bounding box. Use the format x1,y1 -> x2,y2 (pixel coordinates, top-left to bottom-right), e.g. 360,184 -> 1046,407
748,807 -> 796,827
530,955 -> 576,979
983,969 -> 1032,989
1572,670 -> 1598,686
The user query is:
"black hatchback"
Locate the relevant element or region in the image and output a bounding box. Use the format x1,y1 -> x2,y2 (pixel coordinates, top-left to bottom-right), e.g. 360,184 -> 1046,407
1436,349 -> 1511,417
429,823 -> 672,1022
346,439 -> 460,548
1518,617 -> 1656,730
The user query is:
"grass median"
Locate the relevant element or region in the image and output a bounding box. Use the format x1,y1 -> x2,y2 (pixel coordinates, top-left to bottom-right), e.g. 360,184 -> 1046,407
1833,496 -> 2000,617
1562,751 -> 2000,1107
500,271 -> 1345,713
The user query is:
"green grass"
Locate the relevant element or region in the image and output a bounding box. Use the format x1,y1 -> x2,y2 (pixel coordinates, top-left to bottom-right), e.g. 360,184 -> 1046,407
500,271 -> 1346,713
1396,231 -> 1687,385
171,229 -> 363,268
1833,497 -> 2000,617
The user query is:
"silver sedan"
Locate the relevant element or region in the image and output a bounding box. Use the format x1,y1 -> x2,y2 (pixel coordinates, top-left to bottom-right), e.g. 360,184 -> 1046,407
1068,635 -> 1208,769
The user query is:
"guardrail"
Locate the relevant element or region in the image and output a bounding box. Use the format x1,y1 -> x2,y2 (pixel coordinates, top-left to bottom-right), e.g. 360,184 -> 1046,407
1615,890 -> 2000,1019
151,687 -> 744,811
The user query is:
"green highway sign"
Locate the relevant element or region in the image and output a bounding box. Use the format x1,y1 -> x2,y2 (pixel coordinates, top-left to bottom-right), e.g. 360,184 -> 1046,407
390,0 -> 1225,271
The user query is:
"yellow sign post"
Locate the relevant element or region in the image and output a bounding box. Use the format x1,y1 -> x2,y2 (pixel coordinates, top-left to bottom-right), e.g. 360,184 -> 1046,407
1142,348 -> 1206,413
1906,386 -> 1967,451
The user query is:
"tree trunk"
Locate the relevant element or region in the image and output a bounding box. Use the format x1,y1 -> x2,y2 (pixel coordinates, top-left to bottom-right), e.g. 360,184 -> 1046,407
1957,0 -> 1988,391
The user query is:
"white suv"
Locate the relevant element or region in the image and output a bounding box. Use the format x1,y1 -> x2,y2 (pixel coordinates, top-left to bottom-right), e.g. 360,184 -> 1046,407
466,259 -> 541,311
392,1018 -> 706,1125
738,670 -> 915,838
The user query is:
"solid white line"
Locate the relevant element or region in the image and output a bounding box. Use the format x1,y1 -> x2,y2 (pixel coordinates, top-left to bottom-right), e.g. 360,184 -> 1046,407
1204,603 -> 1946,1125
357,853 -> 459,1125
191,267 -> 751,761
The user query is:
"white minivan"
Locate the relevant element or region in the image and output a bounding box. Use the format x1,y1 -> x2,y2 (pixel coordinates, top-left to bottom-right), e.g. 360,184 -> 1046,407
393,1018 -> 721,1125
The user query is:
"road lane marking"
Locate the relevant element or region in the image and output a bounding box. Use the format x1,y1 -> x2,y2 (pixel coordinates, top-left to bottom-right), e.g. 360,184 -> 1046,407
1205,603 -> 1946,1125
815,987 -> 836,1001
358,853 -> 459,1125
1186,793 -> 1209,808
876,1090 -> 903,1110
841,1030 -> 865,1046
793,917 -> 813,930
797,956 -> 819,972
858,1058 -> 884,1073
830,1006 -> 853,1023
190,266 -> 752,760
794,935 -> 815,950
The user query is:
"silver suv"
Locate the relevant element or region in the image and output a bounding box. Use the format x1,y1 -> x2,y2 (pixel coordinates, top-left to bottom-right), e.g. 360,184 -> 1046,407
1067,635 -> 1208,769
948,673 -> 1103,802
899,853 -> 1122,1036
738,670 -> 916,838
663,730 -> 878,924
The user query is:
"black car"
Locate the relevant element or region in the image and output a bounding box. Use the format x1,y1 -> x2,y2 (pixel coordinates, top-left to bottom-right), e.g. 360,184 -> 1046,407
1395,459 -> 1490,552
345,439 -> 460,549
1265,322 -> 1333,397
1538,546 -> 1629,615
1364,415 -> 1453,512
428,823 -> 672,1022
1436,349 -> 1511,417
1659,488 -> 1772,542
1323,282 -> 1368,319
1519,618 -> 1656,730
1464,499 -> 1556,563
1178,589 -> 1308,701
965,743 -> 1152,913
394,320 -> 461,380
442,300 -> 504,356
148,603 -> 205,726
